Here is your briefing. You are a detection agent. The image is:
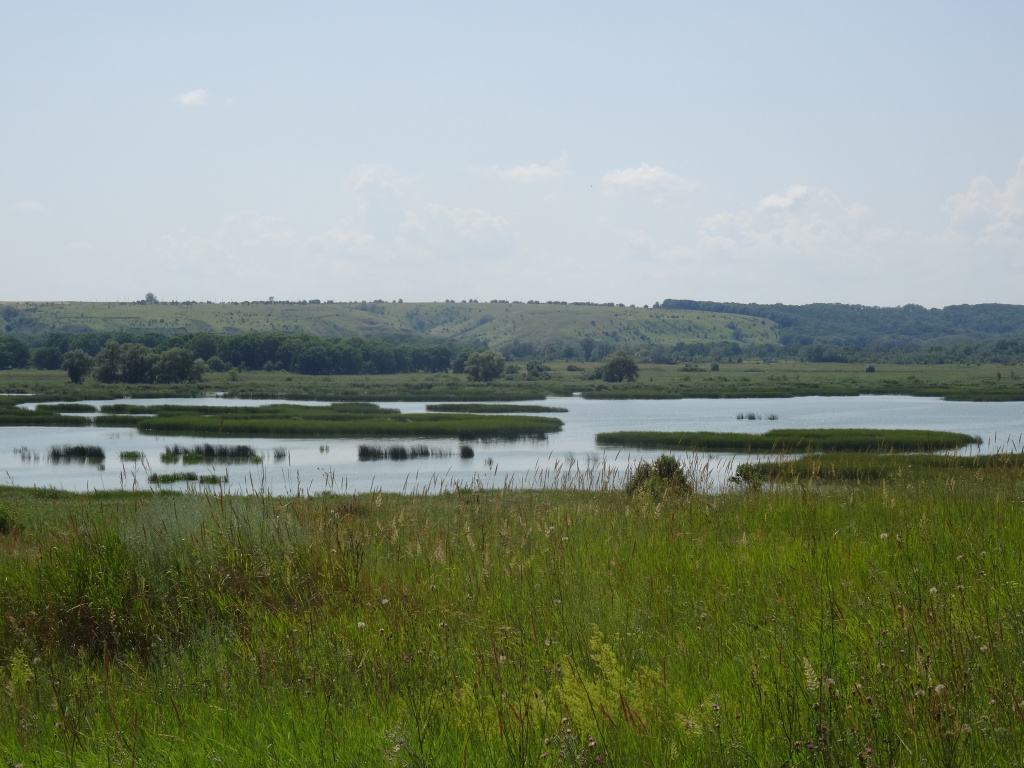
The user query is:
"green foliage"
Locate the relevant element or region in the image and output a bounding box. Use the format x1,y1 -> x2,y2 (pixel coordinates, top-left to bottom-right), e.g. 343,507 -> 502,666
61,348 -> 92,384
624,453 -> 693,497
464,350 -> 507,382
598,350 -> 639,382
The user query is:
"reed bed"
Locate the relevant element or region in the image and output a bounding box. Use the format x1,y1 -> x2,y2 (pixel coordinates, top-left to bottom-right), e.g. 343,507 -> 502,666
48,444 -> 105,462
597,427 -> 981,453
148,471 -> 199,484
118,450 -> 144,462
2,459 -> 1024,765
33,402 -> 97,413
133,404 -> 564,440
357,443 -> 455,461
735,450 -> 1024,484
426,403 -> 569,413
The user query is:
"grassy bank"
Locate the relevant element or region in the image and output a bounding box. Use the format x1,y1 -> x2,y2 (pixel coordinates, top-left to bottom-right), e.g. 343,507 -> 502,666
1,460 -> 1024,765
596,428 -> 981,453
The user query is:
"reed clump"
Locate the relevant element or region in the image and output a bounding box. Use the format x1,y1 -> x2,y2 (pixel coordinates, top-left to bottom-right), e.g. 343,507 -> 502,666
48,444 -> 105,462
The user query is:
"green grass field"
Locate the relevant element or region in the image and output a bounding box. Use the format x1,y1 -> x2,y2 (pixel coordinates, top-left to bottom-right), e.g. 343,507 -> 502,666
1,456 -> 1023,765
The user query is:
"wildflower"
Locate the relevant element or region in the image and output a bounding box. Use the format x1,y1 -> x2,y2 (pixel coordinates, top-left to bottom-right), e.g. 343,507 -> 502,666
880,533 -> 888,539
980,645 -> 989,652
934,684 -> 947,695
357,622 -> 366,629
381,598 -> 390,605
929,587 -> 938,595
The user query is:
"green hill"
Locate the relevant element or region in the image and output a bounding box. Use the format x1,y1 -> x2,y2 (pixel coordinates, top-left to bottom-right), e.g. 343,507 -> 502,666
0,300 -> 778,354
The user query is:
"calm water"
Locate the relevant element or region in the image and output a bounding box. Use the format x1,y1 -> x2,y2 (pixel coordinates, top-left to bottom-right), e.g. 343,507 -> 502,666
3,395 -> 1023,495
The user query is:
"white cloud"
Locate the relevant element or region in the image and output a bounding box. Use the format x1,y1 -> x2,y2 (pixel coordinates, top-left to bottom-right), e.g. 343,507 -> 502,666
699,185 -> 868,255
176,88 -> 209,107
602,163 -> 697,197
756,185 -> 809,212
943,157 -> 1024,243
12,201 -> 43,213
410,204 -> 515,260
487,152 -> 568,183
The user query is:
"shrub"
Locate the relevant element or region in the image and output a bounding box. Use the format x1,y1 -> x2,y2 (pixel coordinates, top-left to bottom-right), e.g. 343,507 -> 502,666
624,454 -> 692,497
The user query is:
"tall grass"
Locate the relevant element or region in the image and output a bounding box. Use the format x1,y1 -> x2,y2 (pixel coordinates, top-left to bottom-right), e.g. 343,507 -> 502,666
1,462 -> 1023,765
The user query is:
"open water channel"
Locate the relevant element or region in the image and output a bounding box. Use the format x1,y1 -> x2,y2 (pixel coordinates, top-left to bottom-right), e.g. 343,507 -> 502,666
2,395 -> 1023,495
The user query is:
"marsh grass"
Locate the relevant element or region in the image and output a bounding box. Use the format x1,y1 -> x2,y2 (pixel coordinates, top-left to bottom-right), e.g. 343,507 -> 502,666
131,403 -> 564,440
161,444 -> 261,464
48,444 -> 105,463
1,459 -> 1024,765
147,471 -> 199,484
735,450 -> 1024,484
597,427 -> 981,453
426,403 -> 569,413
357,443 -> 456,461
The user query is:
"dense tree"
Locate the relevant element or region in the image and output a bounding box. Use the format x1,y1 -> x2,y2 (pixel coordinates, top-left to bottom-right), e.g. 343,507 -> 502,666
464,350 -> 506,382
0,336 -> 30,369
61,349 -> 92,384
600,350 -> 639,382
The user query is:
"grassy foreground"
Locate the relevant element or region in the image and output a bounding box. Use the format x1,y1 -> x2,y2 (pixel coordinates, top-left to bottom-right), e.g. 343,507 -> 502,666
2,463 -> 1024,766
596,428 -> 981,453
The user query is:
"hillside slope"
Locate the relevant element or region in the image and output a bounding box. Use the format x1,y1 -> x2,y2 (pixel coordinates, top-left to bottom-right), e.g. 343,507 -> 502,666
0,300 -> 778,353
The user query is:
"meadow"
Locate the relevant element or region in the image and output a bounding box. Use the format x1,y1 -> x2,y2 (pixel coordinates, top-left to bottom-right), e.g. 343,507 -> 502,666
1,456 -> 1023,766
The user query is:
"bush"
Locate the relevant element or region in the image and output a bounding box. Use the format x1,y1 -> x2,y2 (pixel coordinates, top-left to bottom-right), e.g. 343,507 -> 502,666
624,454 -> 692,498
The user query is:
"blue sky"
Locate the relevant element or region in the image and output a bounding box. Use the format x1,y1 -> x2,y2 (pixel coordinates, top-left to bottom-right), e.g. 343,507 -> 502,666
3,1 -> 1023,306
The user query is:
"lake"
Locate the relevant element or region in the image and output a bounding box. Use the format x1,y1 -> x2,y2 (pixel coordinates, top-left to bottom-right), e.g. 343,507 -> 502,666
3,395 -> 1023,495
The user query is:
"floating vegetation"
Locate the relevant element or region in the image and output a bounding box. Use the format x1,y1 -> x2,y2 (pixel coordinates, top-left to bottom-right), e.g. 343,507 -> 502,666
426,403 -> 569,413
358,444 -> 456,461
148,472 -> 199,484
119,451 -> 144,462
49,445 -> 105,463
596,428 -> 981,453
736,412 -> 779,421
199,474 -> 227,485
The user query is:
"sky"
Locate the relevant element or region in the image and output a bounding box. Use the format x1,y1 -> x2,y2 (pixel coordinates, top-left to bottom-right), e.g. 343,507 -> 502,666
3,1 -> 1023,308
